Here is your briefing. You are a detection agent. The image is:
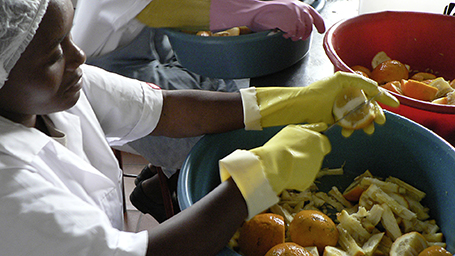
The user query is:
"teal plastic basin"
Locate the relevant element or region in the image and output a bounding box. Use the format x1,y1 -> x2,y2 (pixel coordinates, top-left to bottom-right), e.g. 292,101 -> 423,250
178,111 -> 455,255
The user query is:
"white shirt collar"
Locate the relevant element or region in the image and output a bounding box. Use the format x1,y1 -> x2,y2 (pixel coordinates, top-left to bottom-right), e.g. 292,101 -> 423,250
0,115 -> 52,163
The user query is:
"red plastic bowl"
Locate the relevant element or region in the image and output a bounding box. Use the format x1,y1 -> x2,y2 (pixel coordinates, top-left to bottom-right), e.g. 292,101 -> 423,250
323,11 -> 455,144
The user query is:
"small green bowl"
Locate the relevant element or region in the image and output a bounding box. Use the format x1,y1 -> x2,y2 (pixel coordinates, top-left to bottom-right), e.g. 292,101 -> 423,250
163,28 -> 311,79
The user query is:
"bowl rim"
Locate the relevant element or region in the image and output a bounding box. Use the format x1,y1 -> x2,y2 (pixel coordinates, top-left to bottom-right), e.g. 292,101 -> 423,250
162,27 -> 284,43
177,110 -> 455,209
323,11 -> 455,114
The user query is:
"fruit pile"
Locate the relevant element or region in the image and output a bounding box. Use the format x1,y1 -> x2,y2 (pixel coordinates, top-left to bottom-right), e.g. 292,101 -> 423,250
228,169 -> 451,256
351,52 -> 455,104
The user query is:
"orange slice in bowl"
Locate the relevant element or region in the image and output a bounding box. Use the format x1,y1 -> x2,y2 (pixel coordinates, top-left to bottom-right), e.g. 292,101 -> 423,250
411,72 -> 437,82
390,232 -> 428,256
371,60 -> 409,85
401,79 -> 439,101
333,87 -> 376,130
352,65 -> 372,78
382,81 -> 403,94
418,245 -> 452,256
371,51 -> 392,69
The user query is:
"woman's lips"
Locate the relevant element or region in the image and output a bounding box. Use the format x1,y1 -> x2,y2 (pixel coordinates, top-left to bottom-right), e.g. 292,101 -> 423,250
65,72 -> 83,93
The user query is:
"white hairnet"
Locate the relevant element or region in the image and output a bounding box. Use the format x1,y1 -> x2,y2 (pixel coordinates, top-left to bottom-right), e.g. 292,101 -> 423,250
0,0 -> 50,88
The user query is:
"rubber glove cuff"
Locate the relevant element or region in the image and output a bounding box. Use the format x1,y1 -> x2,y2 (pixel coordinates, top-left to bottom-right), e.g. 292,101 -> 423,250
240,87 -> 262,130
219,149 -> 279,219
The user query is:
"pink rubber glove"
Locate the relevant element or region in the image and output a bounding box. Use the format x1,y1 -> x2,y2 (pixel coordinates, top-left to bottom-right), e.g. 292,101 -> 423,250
210,0 -> 326,41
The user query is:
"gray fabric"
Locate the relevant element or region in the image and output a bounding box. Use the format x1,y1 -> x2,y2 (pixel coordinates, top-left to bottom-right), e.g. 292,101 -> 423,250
87,27 -> 244,91
87,26 -> 248,172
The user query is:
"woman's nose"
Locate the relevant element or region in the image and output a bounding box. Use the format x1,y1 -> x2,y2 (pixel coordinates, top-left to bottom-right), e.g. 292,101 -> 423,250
65,35 -> 86,71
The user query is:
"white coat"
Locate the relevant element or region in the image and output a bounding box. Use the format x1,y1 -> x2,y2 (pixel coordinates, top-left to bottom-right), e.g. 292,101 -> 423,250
72,0 -> 152,57
0,65 -> 163,255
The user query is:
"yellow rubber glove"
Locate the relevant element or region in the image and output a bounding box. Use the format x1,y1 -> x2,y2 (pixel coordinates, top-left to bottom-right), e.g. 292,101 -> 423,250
219,124 -> 331,219
136,0 -> 211,30
241,72 -> 400,135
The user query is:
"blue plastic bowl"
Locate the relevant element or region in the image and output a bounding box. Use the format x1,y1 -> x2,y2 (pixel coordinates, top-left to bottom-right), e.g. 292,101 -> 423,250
177,111 -> 455,255
163,28 -> 311,79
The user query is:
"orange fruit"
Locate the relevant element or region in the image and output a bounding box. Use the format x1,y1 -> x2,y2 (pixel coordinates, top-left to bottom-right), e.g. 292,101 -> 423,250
265,242 -> 314,256
343,171 -> 373,201
354,70 -> 370,78
370,60 -> 409,85
332,87 -> 376,130
352,65 -> 372,78
418,245 -> 452,256
371,51 -> 392,69
382,81 -> 403,94
401,79 -> 439,101
389,232 -> 428,256
429,77 -> 454,99
343,184 -> 366,202
289,210 -> 339,254
214,27 -> 241,36
432,97 -> 448,104
411,72 -> 437,82
196,31 -> 212,36
238,213 -> 286,256
238,26 -> 253,35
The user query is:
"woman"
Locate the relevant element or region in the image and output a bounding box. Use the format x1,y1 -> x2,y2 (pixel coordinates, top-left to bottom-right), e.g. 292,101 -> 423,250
0,0 -> 398,255
71,0 -> 328,221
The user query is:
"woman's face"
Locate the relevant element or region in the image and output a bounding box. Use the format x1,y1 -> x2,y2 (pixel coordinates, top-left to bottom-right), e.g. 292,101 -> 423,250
0,0 -> 86,125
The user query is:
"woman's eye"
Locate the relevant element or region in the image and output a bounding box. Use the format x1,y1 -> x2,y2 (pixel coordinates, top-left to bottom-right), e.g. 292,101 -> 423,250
48,51 -> 64,64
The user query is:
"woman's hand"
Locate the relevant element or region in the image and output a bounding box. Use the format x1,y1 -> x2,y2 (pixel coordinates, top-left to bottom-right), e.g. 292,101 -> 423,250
210,0 -> 325,41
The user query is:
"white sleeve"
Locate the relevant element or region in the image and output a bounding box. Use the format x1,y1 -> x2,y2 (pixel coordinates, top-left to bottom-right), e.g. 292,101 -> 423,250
0,168 -> 148,256
80,64 -> 163,146
72,0 -> 152,57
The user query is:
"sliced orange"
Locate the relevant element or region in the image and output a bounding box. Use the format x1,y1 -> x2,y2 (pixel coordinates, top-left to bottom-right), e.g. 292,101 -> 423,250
213,27 -> 241,36
389,232 -> 428,256
447,91 -> 455,105
196,31 -> 212,36
432,97 -> 448,104
382,81 -> 403,94
342,184 -> 366,202
371,60 -> 409,85
342,171 -> 374,201
411,72 -> 437,82
429,77 -> 454,99
371,51 -> 391,69
333,87 -> 376,130
352,65 -> 372,78
401,79 -> 439,101
418,245 -> 452,256
354,70 -> 370,78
